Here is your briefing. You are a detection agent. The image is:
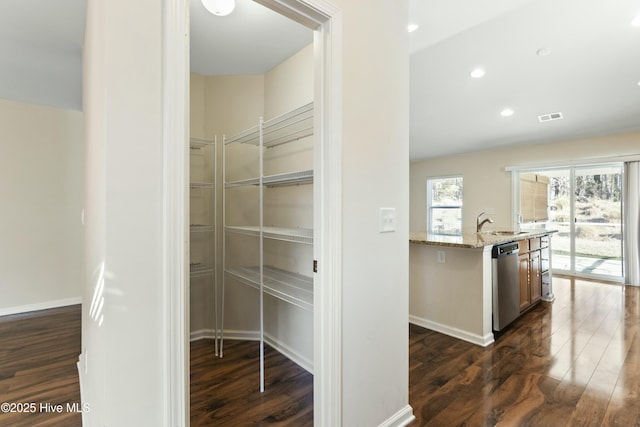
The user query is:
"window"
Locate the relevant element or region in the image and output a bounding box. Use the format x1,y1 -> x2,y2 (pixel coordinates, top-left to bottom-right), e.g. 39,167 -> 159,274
427,176 -> 463,235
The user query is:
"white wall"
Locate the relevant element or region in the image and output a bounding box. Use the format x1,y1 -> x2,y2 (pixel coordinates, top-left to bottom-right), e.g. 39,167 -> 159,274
264,44 -> 313,119
82,0 -> 165,425
0,98 -> 83,315
335,0 -> 412,425
411,131 -> 640,233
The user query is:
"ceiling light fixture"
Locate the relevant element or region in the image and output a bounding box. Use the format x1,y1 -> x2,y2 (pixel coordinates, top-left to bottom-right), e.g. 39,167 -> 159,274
408,24 -> 419,33
500,108 -> 514,117
470,68 -> 485,79
632,15 -> 640,27
202,0 -> 235,16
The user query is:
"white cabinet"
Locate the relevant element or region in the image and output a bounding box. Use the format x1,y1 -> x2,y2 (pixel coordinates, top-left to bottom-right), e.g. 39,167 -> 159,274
222,102 -> 314,391
189,137 -> 218,353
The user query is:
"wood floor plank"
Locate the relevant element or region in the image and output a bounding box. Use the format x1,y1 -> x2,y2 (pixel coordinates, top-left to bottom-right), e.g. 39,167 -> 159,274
0,305 -> 81,427
409,277 -> 640,426
190,339 -> 313,426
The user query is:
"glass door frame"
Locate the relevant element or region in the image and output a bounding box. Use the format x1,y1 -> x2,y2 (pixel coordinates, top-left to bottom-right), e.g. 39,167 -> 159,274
570,163 -> 624,281
512,162 -> 624,283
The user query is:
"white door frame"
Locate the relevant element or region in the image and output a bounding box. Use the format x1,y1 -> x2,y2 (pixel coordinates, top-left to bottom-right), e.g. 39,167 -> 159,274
162,0 -> 343,425
162,0 -> 190,425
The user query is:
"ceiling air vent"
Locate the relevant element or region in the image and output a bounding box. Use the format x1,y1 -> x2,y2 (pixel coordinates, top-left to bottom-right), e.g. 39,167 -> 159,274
538,112 -> 563,123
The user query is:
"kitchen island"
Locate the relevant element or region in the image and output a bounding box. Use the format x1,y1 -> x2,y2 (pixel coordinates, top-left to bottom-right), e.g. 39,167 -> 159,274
409,229 -> 555,346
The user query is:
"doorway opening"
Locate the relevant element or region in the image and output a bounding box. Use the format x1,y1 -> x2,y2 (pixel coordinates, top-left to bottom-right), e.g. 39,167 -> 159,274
177,0 -> 342,425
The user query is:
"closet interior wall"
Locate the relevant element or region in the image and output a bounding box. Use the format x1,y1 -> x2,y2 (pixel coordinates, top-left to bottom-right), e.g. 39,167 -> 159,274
189,44 -> 314,371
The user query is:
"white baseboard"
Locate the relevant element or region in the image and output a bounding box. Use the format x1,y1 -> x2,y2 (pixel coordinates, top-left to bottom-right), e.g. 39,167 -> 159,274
409,315 -> 495,347
190,328 -> 217,342
0,297 -> 82,317
189,328 -> 313,374
190,328 -> 259,342
263,332 -> 313,374
378,405 -> 415,427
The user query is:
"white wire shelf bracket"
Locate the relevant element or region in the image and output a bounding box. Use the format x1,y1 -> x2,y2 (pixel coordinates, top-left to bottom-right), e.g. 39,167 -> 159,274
190,224 -> 215,232
225,170 -> 313,188
225,225 -> 313,244
224,124 -> 260,145
263,227 -> 313,244
224,266 -> 260,290
190,182 -> 215,189
262,266 -> 313,311
224,102 -> 313,148
263,170 -> 313,187
225,177 -> 260,188
262,102 -> 313,148
224,225 -> 261,238
224,266 -> 313,311
190,263 -> 215,278
190,137 -> 215,149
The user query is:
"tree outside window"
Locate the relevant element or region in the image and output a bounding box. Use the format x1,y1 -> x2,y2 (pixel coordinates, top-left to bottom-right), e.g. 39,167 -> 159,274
427,176 -> 463,235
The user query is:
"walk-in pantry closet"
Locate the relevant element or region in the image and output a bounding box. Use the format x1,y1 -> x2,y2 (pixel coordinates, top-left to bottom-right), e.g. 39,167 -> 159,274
188,0 -> 315,420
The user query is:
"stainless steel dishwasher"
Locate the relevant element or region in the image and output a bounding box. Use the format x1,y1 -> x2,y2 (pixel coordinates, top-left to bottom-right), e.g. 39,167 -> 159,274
492,242 -> 520,331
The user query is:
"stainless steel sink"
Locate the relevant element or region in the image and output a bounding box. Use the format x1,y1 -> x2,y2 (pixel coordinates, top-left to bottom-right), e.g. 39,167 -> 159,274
490,230 -> 528,236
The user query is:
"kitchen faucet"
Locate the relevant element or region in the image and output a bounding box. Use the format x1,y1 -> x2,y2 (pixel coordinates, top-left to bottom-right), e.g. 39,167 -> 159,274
476,211 -> 494,232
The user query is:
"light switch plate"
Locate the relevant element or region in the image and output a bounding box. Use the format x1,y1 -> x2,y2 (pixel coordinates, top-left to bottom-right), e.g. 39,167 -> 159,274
379,207 -> 396,233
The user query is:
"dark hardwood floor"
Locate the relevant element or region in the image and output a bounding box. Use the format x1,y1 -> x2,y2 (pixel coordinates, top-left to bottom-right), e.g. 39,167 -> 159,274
3,277 -> 639,427
409,276 -> 640,426
190,339 -> 313,426
0,305 -> 82,427
192,277 -> 640,426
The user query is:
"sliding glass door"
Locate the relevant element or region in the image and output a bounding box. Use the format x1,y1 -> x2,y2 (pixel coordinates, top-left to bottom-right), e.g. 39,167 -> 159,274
572,165 -> 623,278
528,164 -> 623,281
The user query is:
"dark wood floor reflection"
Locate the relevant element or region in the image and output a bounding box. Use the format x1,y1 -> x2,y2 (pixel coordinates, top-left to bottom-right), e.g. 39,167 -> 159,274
409,276 -> 640,426
0,306 -> 82,427
190,339 -> 313,426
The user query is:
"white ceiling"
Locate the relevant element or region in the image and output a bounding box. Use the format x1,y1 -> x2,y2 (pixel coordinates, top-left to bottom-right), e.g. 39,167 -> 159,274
2,0 -> 640,161
190,0 -> 312,75
409,0 -> 640,160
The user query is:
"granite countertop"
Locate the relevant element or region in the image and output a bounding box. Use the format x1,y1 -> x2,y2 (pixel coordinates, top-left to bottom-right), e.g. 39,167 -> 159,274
409,228 -> 557,249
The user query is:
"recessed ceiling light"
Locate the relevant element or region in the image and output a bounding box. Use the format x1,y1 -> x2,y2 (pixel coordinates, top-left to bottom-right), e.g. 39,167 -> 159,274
500,108 -> 514,117
408,24 -> 419,33
470,68 -> 485,79
632,15 -> 640,27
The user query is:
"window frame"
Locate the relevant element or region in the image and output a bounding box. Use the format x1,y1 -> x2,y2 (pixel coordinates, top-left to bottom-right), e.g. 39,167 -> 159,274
426,175 -> 463,235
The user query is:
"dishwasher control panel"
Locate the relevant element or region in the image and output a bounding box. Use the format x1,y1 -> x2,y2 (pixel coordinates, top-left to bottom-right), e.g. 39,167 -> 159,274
492,242 -> 519,258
